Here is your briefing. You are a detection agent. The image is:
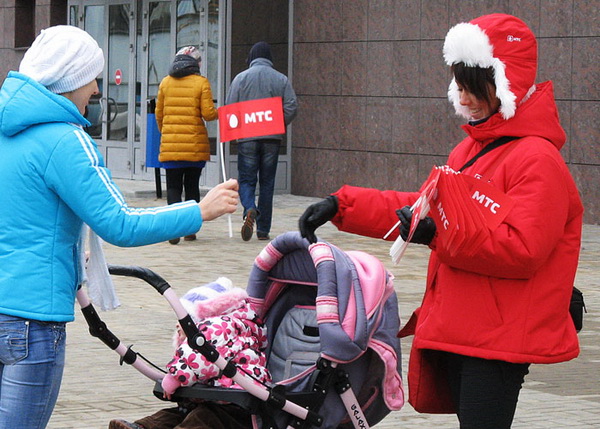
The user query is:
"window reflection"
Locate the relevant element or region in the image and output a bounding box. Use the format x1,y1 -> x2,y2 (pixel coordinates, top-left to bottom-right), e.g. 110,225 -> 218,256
68,6 -> 78,26
206,0 -> 219,155
83,5 -> 105,139
177,0 -> 201,49
135,5 -> 143,142
148,2 -> 172,100
107,4 -> 130,141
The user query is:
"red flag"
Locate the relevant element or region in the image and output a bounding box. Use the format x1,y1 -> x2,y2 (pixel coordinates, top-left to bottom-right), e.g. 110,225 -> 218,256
429,168 -> 462,251
426,165 -> 515,256
407,167 -> 440,242
218,97 -> 285,142
461,175 -> 515,231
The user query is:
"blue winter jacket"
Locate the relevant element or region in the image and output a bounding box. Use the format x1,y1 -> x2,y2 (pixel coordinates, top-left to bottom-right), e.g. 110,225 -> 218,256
0,72 -> 202,322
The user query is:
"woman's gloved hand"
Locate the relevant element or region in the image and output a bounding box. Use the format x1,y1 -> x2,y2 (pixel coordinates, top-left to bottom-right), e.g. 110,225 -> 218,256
396,205 -> 436,245
299,196 -> 338,243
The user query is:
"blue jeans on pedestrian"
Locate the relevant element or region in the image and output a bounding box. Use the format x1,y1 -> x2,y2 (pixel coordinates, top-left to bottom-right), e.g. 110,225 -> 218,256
237,139 -> 280,236
0,314 -> 66,429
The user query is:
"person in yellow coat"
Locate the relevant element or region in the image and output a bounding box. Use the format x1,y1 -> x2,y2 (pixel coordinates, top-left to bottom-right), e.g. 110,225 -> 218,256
156,46 -> 218,244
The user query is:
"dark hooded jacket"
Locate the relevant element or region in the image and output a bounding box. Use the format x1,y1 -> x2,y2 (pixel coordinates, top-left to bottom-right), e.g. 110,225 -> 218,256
328,14 -> 583,412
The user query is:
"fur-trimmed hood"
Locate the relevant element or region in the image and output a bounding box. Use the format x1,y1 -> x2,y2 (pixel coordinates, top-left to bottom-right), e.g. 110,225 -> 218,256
443,13 -> 537,120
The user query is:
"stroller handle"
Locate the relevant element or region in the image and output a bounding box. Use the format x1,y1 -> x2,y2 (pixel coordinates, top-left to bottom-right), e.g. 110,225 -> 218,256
107,264 -> 188,320
108,264 -> 170,295
103,262 -> 324,426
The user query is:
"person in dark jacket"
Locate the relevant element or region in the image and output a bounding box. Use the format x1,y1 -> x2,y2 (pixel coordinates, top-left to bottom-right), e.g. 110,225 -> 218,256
226,42 -> 298,241
299,14 -> 583,429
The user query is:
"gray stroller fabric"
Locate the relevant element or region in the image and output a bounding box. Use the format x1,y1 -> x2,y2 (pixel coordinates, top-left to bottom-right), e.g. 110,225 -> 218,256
269,307 -> 320,383
246,231 -> 404,429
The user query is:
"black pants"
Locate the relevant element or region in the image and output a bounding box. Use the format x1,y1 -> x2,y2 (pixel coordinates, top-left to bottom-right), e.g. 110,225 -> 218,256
165,167 -> 203,205
444,352 -> 530,429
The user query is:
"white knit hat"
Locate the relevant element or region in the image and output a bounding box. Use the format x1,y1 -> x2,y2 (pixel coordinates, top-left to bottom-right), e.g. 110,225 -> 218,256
19,25 -> 105,94
180,277 -> 248,322
443,14 -> 537,120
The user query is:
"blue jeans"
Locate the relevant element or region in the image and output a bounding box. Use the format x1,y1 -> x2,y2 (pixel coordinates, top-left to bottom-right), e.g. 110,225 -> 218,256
237,139 -> 280,235
0,314 -> 66,429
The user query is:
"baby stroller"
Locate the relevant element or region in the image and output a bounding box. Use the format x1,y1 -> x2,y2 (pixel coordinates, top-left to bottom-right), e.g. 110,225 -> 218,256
80,231 -> 404,428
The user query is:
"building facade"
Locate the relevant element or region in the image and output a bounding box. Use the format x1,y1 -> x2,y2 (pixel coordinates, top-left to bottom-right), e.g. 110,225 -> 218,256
1,0 -> 598,223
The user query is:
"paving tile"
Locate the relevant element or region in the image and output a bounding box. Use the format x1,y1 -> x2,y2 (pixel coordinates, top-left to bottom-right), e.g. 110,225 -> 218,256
46,181 -> 600,428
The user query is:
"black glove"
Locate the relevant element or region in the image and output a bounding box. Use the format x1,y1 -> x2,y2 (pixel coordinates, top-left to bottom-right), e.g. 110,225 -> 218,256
299,196 -> 338,243
396,205 -> 436,245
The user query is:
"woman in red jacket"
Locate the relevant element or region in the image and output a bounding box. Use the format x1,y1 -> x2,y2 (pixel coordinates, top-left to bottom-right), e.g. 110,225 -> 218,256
299,13 -> 583,429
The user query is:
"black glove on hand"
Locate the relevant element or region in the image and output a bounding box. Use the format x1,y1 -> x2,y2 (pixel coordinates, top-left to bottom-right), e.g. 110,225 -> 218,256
299,195 -> 338,243
396,205 -> 436,245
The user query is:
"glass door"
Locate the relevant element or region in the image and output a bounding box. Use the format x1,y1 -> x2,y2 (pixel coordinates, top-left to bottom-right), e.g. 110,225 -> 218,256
142,0 -> 225,186
140,0 -> 173,182
106,1 -> 137,178
69,0 -> 226,184
69,0 -> 140,179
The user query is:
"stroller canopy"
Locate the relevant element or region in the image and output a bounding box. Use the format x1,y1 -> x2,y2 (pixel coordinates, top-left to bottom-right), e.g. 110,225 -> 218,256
246,231 -> 404,416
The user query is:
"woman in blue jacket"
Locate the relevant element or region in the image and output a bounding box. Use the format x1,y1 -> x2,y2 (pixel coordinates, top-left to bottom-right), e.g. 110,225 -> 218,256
0,26 -> 238,429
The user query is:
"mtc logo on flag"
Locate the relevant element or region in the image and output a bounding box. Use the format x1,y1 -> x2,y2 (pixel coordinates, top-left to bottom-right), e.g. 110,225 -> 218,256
218,97 -> 285,142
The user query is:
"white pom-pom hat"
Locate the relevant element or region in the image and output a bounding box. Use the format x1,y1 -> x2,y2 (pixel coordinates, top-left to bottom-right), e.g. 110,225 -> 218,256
443,13 -> 537,120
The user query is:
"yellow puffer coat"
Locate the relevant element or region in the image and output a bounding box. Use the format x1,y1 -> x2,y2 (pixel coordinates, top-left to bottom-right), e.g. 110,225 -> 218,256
155,74 -> 218,162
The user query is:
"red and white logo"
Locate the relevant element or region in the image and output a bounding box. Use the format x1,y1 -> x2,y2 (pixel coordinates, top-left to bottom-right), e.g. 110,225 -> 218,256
218,97 -> 285,142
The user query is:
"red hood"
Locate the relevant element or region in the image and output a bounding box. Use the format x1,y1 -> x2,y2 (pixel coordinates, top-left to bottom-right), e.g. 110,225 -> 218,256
460,81 -> 566,150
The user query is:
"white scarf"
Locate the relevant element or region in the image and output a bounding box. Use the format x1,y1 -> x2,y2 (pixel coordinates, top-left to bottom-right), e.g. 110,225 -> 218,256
79,224 -> 120,311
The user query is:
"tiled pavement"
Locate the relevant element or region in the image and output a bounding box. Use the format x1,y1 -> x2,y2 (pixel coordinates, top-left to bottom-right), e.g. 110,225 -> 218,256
47,180 -> 599,428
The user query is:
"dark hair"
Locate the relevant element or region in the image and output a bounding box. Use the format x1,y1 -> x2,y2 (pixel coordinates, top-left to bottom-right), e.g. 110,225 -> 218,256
451,62 -> 496,106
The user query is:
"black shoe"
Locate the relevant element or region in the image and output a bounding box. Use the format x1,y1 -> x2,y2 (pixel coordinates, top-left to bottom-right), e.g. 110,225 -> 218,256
257,232 -> 270,241
184,234 -> 197,241
241,209 -> 257,241
108,420 -> 145,429
168,237 -> 180,245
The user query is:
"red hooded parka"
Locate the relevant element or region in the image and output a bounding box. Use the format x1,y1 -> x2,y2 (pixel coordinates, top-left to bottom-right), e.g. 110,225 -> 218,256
329,14 -> 583,412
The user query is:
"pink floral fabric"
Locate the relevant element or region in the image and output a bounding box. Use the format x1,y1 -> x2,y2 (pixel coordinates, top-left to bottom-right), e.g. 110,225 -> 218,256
164,301 -> 271,391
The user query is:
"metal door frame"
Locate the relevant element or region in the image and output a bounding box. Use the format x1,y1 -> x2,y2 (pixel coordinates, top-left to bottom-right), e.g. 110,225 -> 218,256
68,0 -> 140,180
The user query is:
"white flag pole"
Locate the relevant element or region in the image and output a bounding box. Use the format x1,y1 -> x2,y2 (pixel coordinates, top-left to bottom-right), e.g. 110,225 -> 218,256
218,98 -> 285,239
220,140 -> 233,238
